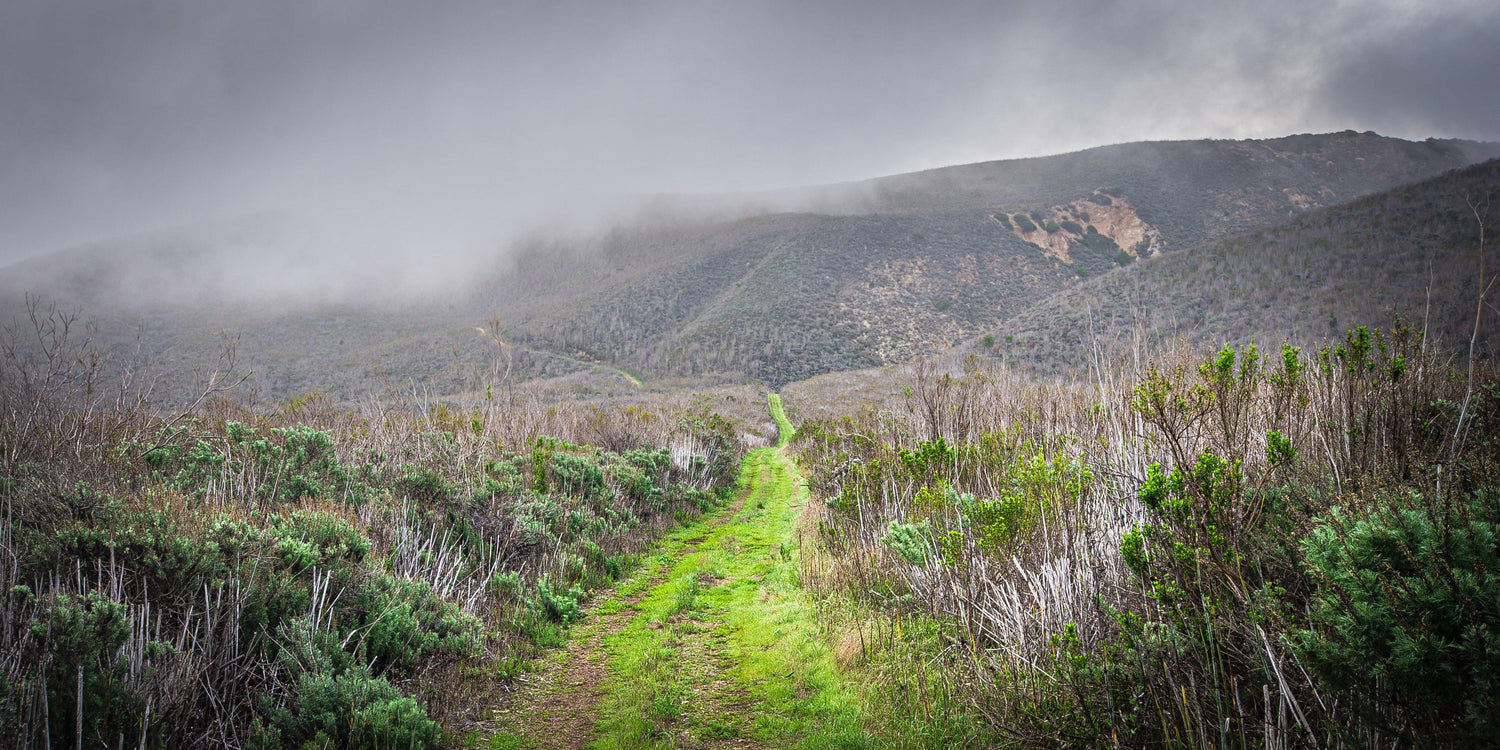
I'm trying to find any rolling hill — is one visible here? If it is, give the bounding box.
[979,157,1500,374]
[491,131,1500,385]
[3,130,1496,399]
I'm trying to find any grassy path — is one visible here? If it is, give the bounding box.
[483,395,872,749]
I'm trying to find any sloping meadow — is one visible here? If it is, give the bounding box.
[790,324,1500,747]
[0,306,749,748]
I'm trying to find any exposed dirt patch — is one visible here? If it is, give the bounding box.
[999,190,1163,263]
[492,613,627,749]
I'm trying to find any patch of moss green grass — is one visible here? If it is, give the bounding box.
[589,395,870,748]
[484,395,973,749]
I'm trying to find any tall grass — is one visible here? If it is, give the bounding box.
[792,323,1499,746]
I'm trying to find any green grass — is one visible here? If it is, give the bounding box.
[769,392,794,447]
[589,439,871,748]
[482,395,983,749]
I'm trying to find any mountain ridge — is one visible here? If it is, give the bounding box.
[3,131,1497,398]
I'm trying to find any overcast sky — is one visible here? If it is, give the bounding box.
[2,0,1498,269]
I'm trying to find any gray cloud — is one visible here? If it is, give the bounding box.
[1,0,1496,293]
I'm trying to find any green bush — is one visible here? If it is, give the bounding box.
[397,464,453,503]
[1299,490,1500,741]
[883,521,931,565]
[356,574,484,670]
[52,506,229,597]
[536,579,584,624]
[270,510,371,571]
[259,426,352,502]
[551,452,608,499]
[274,665,440,749]
[32,591,137,748]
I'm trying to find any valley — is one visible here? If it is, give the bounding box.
[9,5,1500,747]
[4,132,1500,749]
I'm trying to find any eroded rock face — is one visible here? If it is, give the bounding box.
[996,190,1163,264]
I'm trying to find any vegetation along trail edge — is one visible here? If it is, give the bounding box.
[484,394,876,749]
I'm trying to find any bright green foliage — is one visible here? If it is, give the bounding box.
[883,520,932,565]
[898,438,955,480]
[1266,429,1296,466]
[535,579,584,624]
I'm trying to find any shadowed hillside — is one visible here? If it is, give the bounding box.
[495,132,1499,386]
[978,157,1500,374]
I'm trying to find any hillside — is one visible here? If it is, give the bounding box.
[981,157,1500,373]
[495,132,1499,386]
[3,131,1496,399]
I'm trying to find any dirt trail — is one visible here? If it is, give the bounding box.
[489,486,752,749]
[483,395,868,750]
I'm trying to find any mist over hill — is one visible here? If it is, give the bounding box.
[488,131,1497,386]
[2,131,1496,399]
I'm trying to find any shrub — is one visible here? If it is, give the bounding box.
[51,506,229,598]
[274,665,440,749]
[536,579,584,624]
[32,591,137,747]
[550,452,608,499]
[883,521,931,565]
[356,574,484,670]
[1079,226,1122,257]
[259,426,351,502]
[270,510,372,571]
[1299,490,1500,741]
[397,464,453,503]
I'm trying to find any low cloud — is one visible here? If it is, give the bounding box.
[0,0,1495,303]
